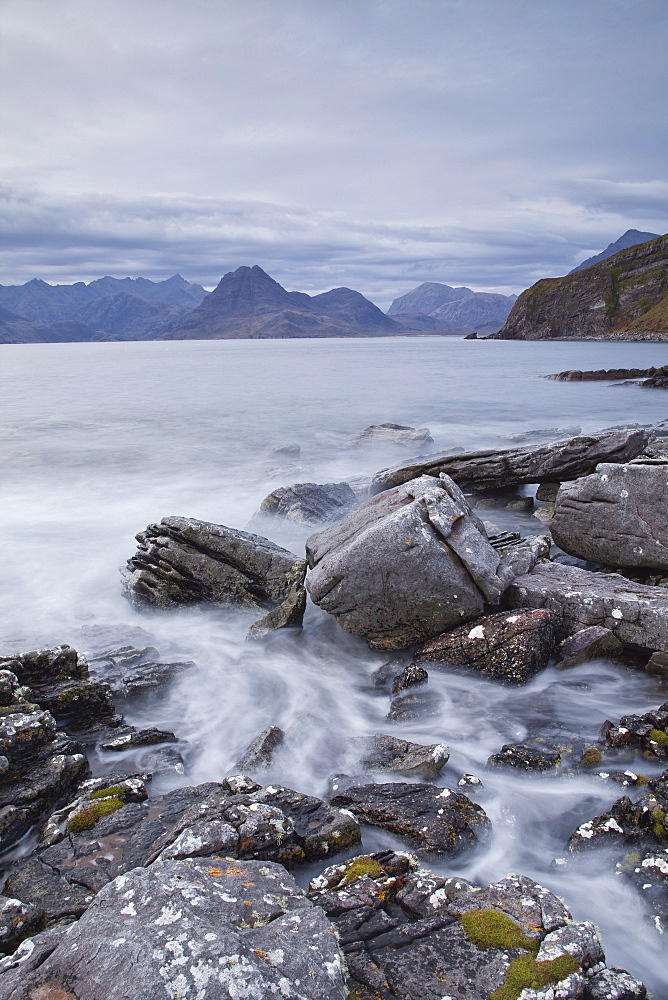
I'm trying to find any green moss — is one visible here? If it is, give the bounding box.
[67,797,124,832]
[89,785,126,800]
[460,909,539,955]
[648,728,668,747]
[490,953,580,1000]
[651,806,667,842]
[340,857,385,885]
[580,747,603,767]
[619,851,643,873]
[639,296,653,313]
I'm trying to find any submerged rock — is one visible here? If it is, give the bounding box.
[0,858,346,1000]
[251,481,357,527]
[370,427,649,492]
[601,701,668,759]
[330,782,491,856]
[122,515,307,635]
[306,474,514,649]
[347,422,433,448]
[234,724,285,771]
[551,461,668,569]
[487,743,562,772]
[349,733,449,780]
[412,607,555,684]
[503,561,668,651]
[567,769,668,854]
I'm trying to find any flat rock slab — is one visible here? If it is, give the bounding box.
[347,423,433,448]
[551,461,668,569]
[371,428,649,492]
[330,782,491,856]
[122,516,307,634]
[413,607,555,684]
[503,561,668,652]
[252,481,357,527]
[0,859,346,1000]
[306,475,514,649]
[349,733,449,780]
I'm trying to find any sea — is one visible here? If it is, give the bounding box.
[1,336,667,989]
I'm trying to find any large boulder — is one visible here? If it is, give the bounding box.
[412,607,555,684]
[503,561,668,651]
[0,858,346,1000]
[370,427,649,492]
[306,475,515,649]
[122,516,307,634]
[551,460,668,569]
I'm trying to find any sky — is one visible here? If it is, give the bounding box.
[1,0,667,308]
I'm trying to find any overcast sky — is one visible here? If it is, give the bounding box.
[1,0,666,307]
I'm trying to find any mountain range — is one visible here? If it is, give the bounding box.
[568,229,660,274]
[387,282,516,334]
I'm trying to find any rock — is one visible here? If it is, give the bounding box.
[502,561,668,651]
[99,727,178,751]
[387,687,442,721]
[536,481,561,500]
[245,583,307,639]
[487,743,562,771]
[504,495,534,511]
[349,733,449,779]
[306,475,515,649]
[271,441,301,456]
[567,770,668,854]
[534,501,555,522]
[122,515,307,635]
[251,481,357,527]
[601,701,668,759]
[447,873,571,934]
[646,650,668,675]
[370,427,649,492]
[234,725,285,771]
[510,425,581,443]
[412,608,555,684]
[549,366,666,381]
[4,780,361,924]
[458,773,483,788]
[551,461,668,569]
[556,626,625,667]
[619,847,668,936]
[0,896,44,955]
[0,858,347,1000]
[330,782,491,856]
[347,423,433,448]
[391,663,428,692]
[586,967,648,999]
[86,644,196,694]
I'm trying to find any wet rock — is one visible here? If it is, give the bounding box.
[4,779,360,925]
[122,516,307,636]
[330,782,491,856]
[551,461,668,569]
[619,847,668,936]
[99,727,178,751]
[487,743,562,771]
[387,687,442,721]
[234,724,285,771]
[391,663,428,693]
[646,650,668,676]
[252,481,357,527]
[536,481,561,501]
[371,427,649,492]
[369,659,406,692]
[567,771,668,854]
[503,561,668,651]
[0,896,44,955]
[349,733,449,780]
[511,425,582,443]
[556,625,624,667]
[271,441,301,456]
[245,582,307,639]
[601,701,668,759]
[0,858,347,1000]
[306,475,514,650]
[549,366,666,382]
[458,773,483,789]
[86,644,197,695]
[347,422,433,448]
[412,608,555,684]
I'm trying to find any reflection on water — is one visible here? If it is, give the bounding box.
[1,337,667,988]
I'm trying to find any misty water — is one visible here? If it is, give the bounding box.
[1,336,667,990]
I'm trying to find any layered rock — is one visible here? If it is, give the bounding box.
[306,475,514,649]
[251,481,356,528]
[551,461,668,569]
[122,515,307,634]
[371,427,649,492]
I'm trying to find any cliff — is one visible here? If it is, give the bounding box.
[493,234,668,341]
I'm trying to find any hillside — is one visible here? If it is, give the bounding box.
[492,234,668,341]
[160,265,408,340]
[0,305,103,345]
[387,281,516,332]
[568,229,660,274]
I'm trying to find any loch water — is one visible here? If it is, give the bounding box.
[1,336,667,990]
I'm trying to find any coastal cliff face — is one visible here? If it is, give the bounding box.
[493,234,668,341]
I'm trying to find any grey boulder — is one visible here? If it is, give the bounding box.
[306,475,515,649]
[0,858,346,1000]
[347,422,433,448]
[251,481,357,527]
[551,460,668,569]
[349,733,449,779]
[122,516,307,634]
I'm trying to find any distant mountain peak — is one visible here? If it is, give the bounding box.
[387,280,515,332]
[569,230,661,274]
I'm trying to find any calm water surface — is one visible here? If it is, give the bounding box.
[1,337,667,989]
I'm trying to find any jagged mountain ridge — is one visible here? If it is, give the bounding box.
[387,281,516,332]
[568,229,661,274]
[0,304,103,345]
[493,233,668,341]
[160,265,409,340]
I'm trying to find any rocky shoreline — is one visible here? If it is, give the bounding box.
[2,422,667,997]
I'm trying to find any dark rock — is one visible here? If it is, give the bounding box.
[646,650,668,676]
[122,516,307,637]
[306,475,514,649]
[245,583,307,639]
[536,481,561,501]
[601,701,668,759]
[549,366,665,381]
[387,687,442,721]
[86,644,196,694]
[391,663,428,692]
[234,724,285,771]
[4,780,360,925]
[619,847,668,936]
[0,858,346,1000]
[330,782,491,856]
[552,461,668,569]
[369,659,406,692]
[503,561,668,651]
[99,727,178,751]
[349,733,449,780]
[510,425,581,443]
[487,743,562,771]
[0,896,44,955]
[504,496,534,511]
[371,427,649,492]
[556,626,625,667]
[567,771,668,854]
[252,481,357,527]
[347,423,433,449]
[413,608,555,684]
